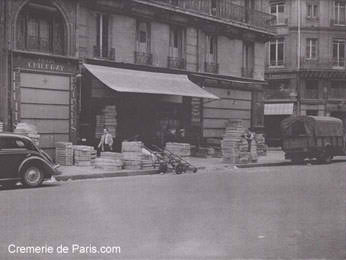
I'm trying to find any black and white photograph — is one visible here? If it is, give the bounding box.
[0,0,345,259]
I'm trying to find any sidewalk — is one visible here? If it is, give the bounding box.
[55,150,288,181]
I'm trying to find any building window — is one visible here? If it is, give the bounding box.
[242,42,254,77]
[270,2,286,25]
[335,1,346,25]
[269,39,284,67]
[96,13,109,58]
[205,35,218,73]
[305,80,319,99]
[307,2,319,18]
[168,26,185,69]
[16,1,66,55]
[135,21,152,65]
[333,39,345,67]
[306,39,318,59]
[330,81,346,98]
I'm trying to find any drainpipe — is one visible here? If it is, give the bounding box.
[297,0,301,115]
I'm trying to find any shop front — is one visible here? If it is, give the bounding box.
[264,103,294,147]
[79,64,218,151]
[11,52,79,157]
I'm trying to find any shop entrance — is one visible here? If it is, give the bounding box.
[116,94,187,148]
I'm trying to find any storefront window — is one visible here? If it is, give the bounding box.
[16,1,66,55]
[305,80,319,99]
[330,81,346,98]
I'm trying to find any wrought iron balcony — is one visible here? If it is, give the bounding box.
[93,46,115,60]
[241,67,254,78]
[146,0,275,33]
[168,56,186,69]
[204,62,219,73]
[135,52,153,65]
[300,57,345,70]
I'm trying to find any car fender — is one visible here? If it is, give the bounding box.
[18,156,55,176]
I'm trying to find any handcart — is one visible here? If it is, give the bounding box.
[145,144,198,175]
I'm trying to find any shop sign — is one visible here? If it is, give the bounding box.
[14,54,76,73]
[191,98,201,124]
[27,60,64,72]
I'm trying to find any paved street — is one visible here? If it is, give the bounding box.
[1,162,346,259]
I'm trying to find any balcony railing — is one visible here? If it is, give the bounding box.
[147,0,275,33]
[300,57,345,70]
[204,62,219,73]
[330,18,346,26]
[168,56,186,69]
[241,67,254,77]
[135,52,153,65]
[93,46,115,60]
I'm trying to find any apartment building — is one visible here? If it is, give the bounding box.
[264,0,346,146]
[0,0,274,154]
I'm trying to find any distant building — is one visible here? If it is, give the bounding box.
[264,0,346,146]
[0,0,274,155]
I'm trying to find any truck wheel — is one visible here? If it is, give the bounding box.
[22,165,44,187]
[317,149,333,164]
[291,155,304,164]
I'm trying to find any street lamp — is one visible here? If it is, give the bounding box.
[323,86,328,116]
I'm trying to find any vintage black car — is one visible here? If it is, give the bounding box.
[0,133,60,187]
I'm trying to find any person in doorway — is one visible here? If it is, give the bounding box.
[98,128,114,153]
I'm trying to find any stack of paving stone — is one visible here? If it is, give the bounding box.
[122,141,144,170]
[95,152,123,170]
[95,115,105,139]
[165,142,191,157]
[14,122,40,146]
[221,120,245,164]
[73,145,95,167]
[141,148,155,170]
[55,142,73,166]
[0,121,4,132]
[255,133,267,156]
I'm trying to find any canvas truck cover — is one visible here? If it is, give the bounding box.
[280,116,344,137]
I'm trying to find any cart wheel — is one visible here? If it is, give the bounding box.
[175,164,184,175]
[159,163,168,173]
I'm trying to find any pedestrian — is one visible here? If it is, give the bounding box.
[243,128,254,152]
[98,128,114,155]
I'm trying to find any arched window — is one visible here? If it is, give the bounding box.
[16,0,66,55]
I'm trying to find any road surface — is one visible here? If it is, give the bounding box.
[1,162,345,259]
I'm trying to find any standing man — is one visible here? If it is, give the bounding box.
[98,128,114,153]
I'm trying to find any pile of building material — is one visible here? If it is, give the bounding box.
[0,121,4,132]
[95,105,117,139]
[122,141,145,170]
[14,122,40,146]
[255,133,267,156]
[221,120,245,164]
[94,152,123,170]
[165,142,191,157]
[55,142,73,166]
[221,120,258,164]
[73,145,96,167]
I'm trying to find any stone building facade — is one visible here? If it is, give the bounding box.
[0,0,274,154]
[264,0,346,146]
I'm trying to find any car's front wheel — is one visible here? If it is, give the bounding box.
[22,165,44,187]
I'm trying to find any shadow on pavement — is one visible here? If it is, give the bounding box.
[0,182,61,192]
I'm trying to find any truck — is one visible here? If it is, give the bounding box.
[280,116,345,164]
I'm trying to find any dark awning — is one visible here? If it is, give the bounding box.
[84,64,219,99]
